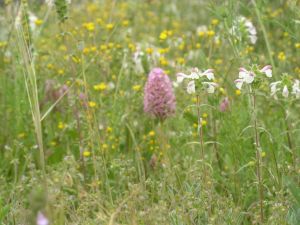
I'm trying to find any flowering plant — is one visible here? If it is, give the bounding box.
[234,65,272,90]
[176,68,217,94]
[230,16,257,45]
[144,68,176,121]
[270,74,300,99]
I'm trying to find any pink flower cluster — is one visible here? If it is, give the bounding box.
[144,68,176,121]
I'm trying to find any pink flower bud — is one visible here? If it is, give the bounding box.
[144,68,176,121]
[220,97,230,112]
[36,212,49,225]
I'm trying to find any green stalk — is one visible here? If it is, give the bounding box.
[252,0,275,71]
[250,87,264,223]
[16,8,47,187]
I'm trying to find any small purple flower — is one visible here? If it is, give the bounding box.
[78,92,88,107]
[144,68,176,121]
[36,212,49,225]
[220,97,230,112]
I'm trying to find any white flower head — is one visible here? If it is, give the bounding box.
[176,68,215,94]
[292,80,300,98]
[176,73,187,83]
[203,82,218,93]
[132,44,147,74]
[15,9,22,29]
[270,81,281,97]
[29,12,38,32]
[235,65,272,90]
[260,65,272,77]
[282,85,289,98]
[197,25,208,33]
[187,80,196,94]
[230,16,257,45]
[201,69,215,80]
[240,68,255,84]
[190,68,201,79]
[270,77,300,100]
[234,79,244,90]
[235,67,254,89]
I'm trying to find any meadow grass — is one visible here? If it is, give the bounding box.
[0,0,299,224]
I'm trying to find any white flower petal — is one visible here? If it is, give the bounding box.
[260,65,272,78]
[238,68,249,79]
[235,79,244,90]
[190,71,199,79]
[244,72,255,84]
[203,82,217,93]
[292,79,300,98]
[270,81,281,96]
[202,69,214,80]
[176,73,188,83]
[249,35,257,44]
[282,85,289,98]
[187,80,196,94]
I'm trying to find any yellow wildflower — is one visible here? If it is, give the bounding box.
[249,161,255,166]
[106,23,114,30]
[88,101,96,107]
[148,130,155,137]
[211,19,219,26]
[93,82,107,91]
[35,19,43,26]
[201,119,207,126]
[0,42,7,48]
[159,57,168,66]
[176,57,185,65]
[215,59,223,65]
[146,47,153,54]
[58,122,66,129]
[18,133,26,139]
[132,85,141,91]
[206,30,215,37]
[106,127,113,133]
[278,52,286,61]
[58,69,65,75]
[219,87,226,95]
[198,31,206,37]
[159,31,168,40]
[100,44,107,51]
[83,151,91,157]
[47,63,54,70]
[122,20,129,26]
[83,22,95,32]
[235,89,241,96]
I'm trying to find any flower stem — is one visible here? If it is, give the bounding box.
[196,95,206,180]
[196,96,204,159]
[283,109,297,172]
[252,0,275,72]
[251,89,264,223]
[212,110,222,171]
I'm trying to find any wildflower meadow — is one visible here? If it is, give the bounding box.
[0,0,300,224]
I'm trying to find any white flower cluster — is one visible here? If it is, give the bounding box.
[233,64,300,100]
[176,68,217,94]
[234,65,272,89]
[270,79,300,99]
[230,16,257,45]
